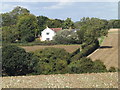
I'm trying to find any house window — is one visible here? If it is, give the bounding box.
[46,32,49,35]
[46,38,50,41]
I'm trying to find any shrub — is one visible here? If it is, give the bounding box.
[68,58,94,74]
[68,58,107,74]
[33,48,70,74]
[108,67,116,72]
[21,34,35,42]
[71,39,99,61]
[93,60,107,73]
[2,45,38,76]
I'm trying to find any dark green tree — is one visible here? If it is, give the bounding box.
[17,14,38,42]
[2,25,19,43]
[68,58,94,73]
[33,48,70,74]
[93,60,107,73]
[2,6,30,26]
[62,18,75,29]
[2,45,38,76]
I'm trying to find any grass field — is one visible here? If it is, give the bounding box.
[2,72,118,88]
[88,29,119,69]
[21,45,80,53]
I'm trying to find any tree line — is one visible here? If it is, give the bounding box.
[2,6,74,43]
[2,45,117,76]
[1,6,120,43]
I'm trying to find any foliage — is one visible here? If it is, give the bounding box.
[62,18,75,29]
[68,57,107,74]
[2,6,30,26]
[17,14,38,42]
[76,17,108,44]
[71,39,99,61]
[2,25,19,43]
[108,67,116,72]
[68,58,94,73]
[108,20,120,28]
[53,29,80,44]
[33,48,70,74]
[2,45,38,76]
[37,16,49,35]
[2,45,109,76]
[93,60,107,73]
[70,48,80,57]
[37,16,64,35]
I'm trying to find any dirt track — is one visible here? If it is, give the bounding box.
[2,72,118,88]
[88,29,119,69]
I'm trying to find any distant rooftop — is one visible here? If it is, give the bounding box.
[50,28,62,32]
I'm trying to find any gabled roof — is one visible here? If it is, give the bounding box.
[50,28,62,32]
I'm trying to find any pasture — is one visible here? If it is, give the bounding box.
[21,45,80,53]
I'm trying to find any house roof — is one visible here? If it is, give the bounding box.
[50,28,62,32]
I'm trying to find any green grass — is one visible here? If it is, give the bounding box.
[98,36,105,45]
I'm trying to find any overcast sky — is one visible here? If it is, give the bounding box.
[1,2,118,22]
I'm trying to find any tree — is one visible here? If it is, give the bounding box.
[37,16,49,35]
[17,14,38,42]
[2,45,38,76]
[62,18,75,29]
[46,19,63,28]
[93,60,107,73]
[68,58,94,73]
[68,58,107,74]
[33,48,70,74]
[53,29,79,44]
[2,25,19,43]
[37,16,64,35]
[2,6,30,27]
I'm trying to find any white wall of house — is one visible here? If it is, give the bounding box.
[41,27,56,41]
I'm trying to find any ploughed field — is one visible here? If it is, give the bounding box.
[21,45,80,53]
[2,72,118,88]
[88,29,119,69]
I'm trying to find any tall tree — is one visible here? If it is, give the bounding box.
[2,6,30,26]
[17,14,38,42]
[2,25,19,43]
[62,18,75,29]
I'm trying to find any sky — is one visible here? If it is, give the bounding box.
[1,2,118,22]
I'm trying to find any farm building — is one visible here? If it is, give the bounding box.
[41,27,62,41]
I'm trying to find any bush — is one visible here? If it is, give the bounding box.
[2,45,38,76]
[71,39,99,61]
[68,58,94,74]
[68,58,107,74]
[21,34,35,42]
[33,48,70,74]
[108,67,116,72]
[93,60,107,73]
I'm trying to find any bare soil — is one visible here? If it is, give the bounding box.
[88,29,119,69]
[2,72,118,88]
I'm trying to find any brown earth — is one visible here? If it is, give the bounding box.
[2,72,118,88]
[88,29,119,69]
[21,45,80,53]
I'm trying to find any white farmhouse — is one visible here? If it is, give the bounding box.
[41,27,62,41]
